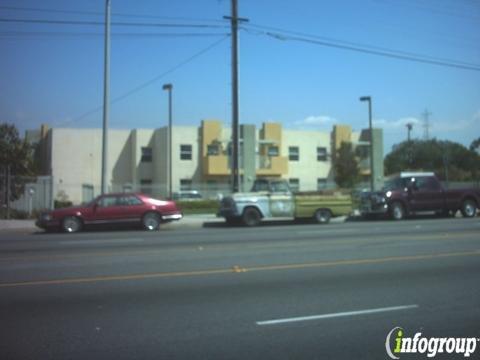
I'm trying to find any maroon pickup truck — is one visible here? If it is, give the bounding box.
[359,172,479,220]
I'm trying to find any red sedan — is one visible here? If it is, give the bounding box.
[36,193,182,233]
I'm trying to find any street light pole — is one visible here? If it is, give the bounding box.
[406,123,413,142]
[359,96,374,192]
[101,0,111,195]
[163,83,173,199]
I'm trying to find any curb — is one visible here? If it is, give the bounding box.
[0,214,349,233]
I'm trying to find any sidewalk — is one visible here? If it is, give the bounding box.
[0,214,222,233]
[0,219,37,231]
[0,214,348,233]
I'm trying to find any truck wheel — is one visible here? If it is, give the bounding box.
[242,208,261,227]
[314,209,331,224]
[390,202,405,220]
[461,199,477,218]
[142,212,161,231]
[62,216,82,233]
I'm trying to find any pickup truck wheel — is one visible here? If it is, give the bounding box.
[390,202,405,220]
[62,216,82,233]
[461,199,477,218]
[242,208,261,227]
[314,209,331,224]
[142,212,161,231]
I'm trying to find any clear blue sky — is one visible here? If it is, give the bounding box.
[1,0,479,153]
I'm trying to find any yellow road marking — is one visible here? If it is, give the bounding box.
[0,249,479,288]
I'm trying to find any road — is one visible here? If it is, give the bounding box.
[0,217,479,359]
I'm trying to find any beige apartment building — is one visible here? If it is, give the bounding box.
[32,120,383,204]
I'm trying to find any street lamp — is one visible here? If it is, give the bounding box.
[163,83,173,199]
[406,122,413,142]
[359,96,374,192]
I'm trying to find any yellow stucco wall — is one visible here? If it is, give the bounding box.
[201,120,229,176]
[333,125,352,150]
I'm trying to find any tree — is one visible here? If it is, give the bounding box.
[470,137,480,153]
[384,139,480,181]
[0,123,34,205]
[334,142,359,188]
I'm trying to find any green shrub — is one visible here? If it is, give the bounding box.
[54,200,73,209]
[176,200,219,214]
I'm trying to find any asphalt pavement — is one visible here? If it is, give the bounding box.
[0,217,479,359]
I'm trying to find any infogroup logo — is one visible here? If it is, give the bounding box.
[385,327,479,359]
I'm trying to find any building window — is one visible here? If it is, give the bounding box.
[317,178,327,190]
[82,184,94,203]
[317,147,328,161]
[207,144,219,156]
[140,179,152,194]
[289,178,300,192]
[180,179,192,191]
[141,147,152,162]
[268,146,279,157]
[180,144,192,160]
[289,146,299,161]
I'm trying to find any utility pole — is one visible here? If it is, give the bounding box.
[422,109,432,141]
[406,123,413,142]
[224,0,248,193]
[101,0,111,195]
[5,165,10,219]
[162,83,173,199]
[406,123,413,167]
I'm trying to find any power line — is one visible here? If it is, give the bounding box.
[0,5,226,23]
[373,0,480,22]
[0,18,228,29]
[244,23,480,72]
[245,23,480,69]
[55,35,230,127]
[0,31,229,39]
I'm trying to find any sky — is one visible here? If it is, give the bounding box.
[1,0,479,153]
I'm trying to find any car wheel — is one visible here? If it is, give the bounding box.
[314,209,331,224]
[390,202,405,220]
[62,216,82,233]
[461,199,477,218]
[242,208,261,227]
[143,212,161,231]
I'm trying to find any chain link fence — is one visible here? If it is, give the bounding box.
[1,174,478,219]
[1,175,53,217]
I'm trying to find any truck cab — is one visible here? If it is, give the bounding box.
[251,178,295,217]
